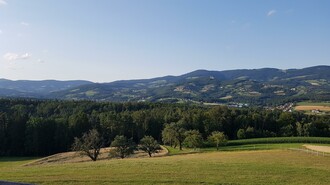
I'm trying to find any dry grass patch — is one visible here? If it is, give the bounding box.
[304,145,330,153]
[26,146,168,166]
[295,105,330,112]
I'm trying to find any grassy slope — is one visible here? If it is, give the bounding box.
[227,137,330,146]
[165,143,330,155]
[1,147,330,185]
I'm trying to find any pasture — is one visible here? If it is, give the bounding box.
[295,105,330,112]
[295,101,330,111]
[295,101,330,115]
[1,144,330,185]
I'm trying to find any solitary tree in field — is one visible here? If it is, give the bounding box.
[72,129,103,161]
[208,131,227,150]
[183,130,203,149]
[139,136,161,157]
[110,135,136,159]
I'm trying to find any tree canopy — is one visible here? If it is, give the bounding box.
[110,135,136,159]
[0,99,329,156]
[139,136,161,157]
[208,131,227,150]
[183,130,203,149]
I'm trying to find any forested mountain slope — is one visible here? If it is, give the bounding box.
[1,66,329,105]
[51,66,330,105]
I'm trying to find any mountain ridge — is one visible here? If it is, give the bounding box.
[1,65,329,105]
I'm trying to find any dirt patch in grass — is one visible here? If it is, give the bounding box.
[303,145,330,153]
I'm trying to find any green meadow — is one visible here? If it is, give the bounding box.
[1,144,329,185]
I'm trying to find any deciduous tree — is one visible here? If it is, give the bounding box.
[110,135,136,159]
[162,122,185,150]
[183,130,203,149]
[139,136,161,157]
[72,129,103,161]
[208,131,227,150]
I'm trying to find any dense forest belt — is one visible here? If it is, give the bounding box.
[227,137,330,146]
[0,99,329,156]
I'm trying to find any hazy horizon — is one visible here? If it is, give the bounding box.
[1,65,329,83]
[1,0,329,82]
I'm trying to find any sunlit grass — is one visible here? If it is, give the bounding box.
[1,146,329,185]
[165,143,307,155]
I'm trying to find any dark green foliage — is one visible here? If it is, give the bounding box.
[25,117,57,156]
[183,130,203,149]
[227,137,330,146]
[237,129,246,139]
[69,112,91,138]
[139,136,161,157]
[110,135,136,159]
[0,98,329,156]
[0,112,8,155]
[208,131,227,150]
[72,129,103,161]
[162,122,186,150]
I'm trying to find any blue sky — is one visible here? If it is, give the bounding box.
[0,0,329,82]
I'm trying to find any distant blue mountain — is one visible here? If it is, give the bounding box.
[0,79,93,98]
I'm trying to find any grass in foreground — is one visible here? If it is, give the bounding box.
[1,148,329,185]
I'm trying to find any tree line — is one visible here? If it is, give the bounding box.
[0,98,329,156]
[72,129,161,161]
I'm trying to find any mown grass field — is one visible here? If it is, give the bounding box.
[295,101,330,113]
[1,144,330,185]
[295,105,330,112]
[165,143,307,155]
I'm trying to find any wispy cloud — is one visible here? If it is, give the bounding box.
[0,0,7,6]
[20,53,31,59]
[0,29,2,34]
[21,22,30,26]
[267,10,277,17]
[37,59,45,63]
[3,52,32,61]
